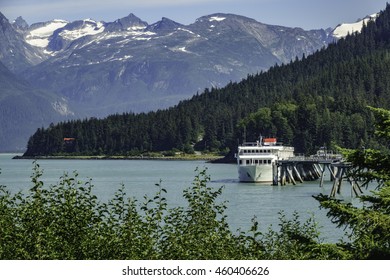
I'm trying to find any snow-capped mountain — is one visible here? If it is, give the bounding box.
[13,13,334,116]
[331,14,379,39]
[26,19,68,49]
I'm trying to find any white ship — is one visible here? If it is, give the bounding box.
[236,137,294,183]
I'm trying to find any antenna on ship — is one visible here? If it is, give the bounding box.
[258,134,263,146]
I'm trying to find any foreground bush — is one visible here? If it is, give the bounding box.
[1,164,344,260]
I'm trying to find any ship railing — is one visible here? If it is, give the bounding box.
[281,154,343,163]
[241,142,261,147]
[240,141,285,147]
[238,150,279,156]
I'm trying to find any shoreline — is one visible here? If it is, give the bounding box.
[12,154,230,163]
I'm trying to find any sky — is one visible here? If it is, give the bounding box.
[0,0,388,30]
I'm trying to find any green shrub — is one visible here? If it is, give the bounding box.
[0,165,356,260]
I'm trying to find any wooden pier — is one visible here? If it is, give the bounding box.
[274,156,363,197]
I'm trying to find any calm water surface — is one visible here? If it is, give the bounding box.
[0,153,353,242]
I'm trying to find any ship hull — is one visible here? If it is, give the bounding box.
[238,164,274,183]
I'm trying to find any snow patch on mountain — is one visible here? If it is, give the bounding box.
[332,14,378,39]
[127,25,147,31]
[209,16,226,22]
[128,29,156,39]
[94,28,156,43]
[177,27,200,37]
[26,20,68,48]
[58,19,105,41]
[170,46,192,53]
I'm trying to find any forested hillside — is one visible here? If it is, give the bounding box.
[23,4,390,158]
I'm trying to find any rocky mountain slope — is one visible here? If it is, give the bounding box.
[0,60,70,151]
[17,13,333,115]
[0,13,45,72]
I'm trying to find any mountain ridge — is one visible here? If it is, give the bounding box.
[0,10,380,151]
[17,12,334,117]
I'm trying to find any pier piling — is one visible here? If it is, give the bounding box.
[274,157,356,197]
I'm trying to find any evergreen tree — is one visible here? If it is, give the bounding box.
[315,107,390,259]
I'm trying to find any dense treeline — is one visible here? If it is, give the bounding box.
[24,4,390,157]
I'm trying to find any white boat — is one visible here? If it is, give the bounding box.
[236,137,294,183]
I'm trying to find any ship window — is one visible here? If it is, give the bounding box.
[246,160,250,164]
[239,160,242,165]
[268,160,271,164]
